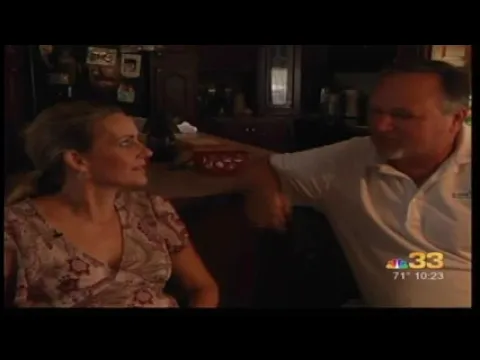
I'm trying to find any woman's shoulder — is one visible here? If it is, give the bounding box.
[5,198,36,224]
[4,198,39,247]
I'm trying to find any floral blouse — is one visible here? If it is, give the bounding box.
[4,191,189,308]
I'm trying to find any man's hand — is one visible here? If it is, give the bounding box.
[245,189,291,231]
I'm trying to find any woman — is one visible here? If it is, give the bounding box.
[4,101,219,307]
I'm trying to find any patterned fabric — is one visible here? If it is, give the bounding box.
[4,191,189,308]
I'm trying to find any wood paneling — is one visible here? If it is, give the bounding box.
[5,45,31,174]
[152,47,198,125]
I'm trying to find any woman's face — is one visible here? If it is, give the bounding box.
[84,112,153,188]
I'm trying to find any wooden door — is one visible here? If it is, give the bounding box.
[152,46,198,125]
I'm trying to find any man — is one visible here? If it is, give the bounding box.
[241,60,471,308]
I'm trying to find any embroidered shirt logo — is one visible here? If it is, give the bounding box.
[452,190,471,199]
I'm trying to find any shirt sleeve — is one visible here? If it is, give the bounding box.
[269,139,357,207]
[4,210,28,307]
[149,194,190,254]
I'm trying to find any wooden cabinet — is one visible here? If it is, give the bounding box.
[210,117,294,152]
[5,45,32,174]
[257,45,302,116]
[328,45,398,72]
[327,45,447,72]
[396,45,429,63]
[396,45,472,69]
[151,46,198,125]
[429,45,471,68]
[198,45,258,73]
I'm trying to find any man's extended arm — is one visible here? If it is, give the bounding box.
[237,140,355,229]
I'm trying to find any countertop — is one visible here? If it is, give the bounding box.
[147,133,274,199]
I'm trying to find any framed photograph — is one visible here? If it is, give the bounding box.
[86,47,117,66]
[120,53,142,78]
[117,83,135,103]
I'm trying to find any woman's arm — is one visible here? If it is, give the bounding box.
[148,193,219,308]
[171,243,219,308]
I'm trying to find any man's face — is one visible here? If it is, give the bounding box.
[369,73,464,161]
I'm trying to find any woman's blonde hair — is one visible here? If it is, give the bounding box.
[7,101,123,205]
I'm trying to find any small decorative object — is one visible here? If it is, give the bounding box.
[86,46,117,66]
[120,53,142,78]
[193,150,249,176]
[117,83,135,103]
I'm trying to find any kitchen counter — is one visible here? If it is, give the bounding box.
[145,133,273,200]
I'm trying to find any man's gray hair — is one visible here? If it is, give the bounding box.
[380,59,471,113]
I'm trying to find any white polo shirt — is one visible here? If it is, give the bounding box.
[270,124,471,308]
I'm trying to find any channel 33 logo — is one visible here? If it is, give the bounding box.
[409,252,444,269]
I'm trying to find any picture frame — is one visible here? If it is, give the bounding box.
[117,83,135,103]
[120,53,142,78]
[86,47,117,67]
